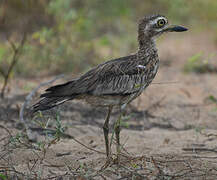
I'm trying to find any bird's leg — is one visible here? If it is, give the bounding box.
[103,106,113,158]
[115,113,121,157]
[114,104,125,163]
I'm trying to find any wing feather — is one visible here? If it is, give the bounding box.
[84,55,150,95]
[43,54,151,97]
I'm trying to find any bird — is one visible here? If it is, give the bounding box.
[32,14,187,160]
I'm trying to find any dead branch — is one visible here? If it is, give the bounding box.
[0,32,27,98]
[19,74,64,141]
[152,81,179,85]
[0,124,12,137]
[182,147,217,153]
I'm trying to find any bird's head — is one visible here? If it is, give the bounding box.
[138,14,188,44]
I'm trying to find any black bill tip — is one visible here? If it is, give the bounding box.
[170,25,188,32]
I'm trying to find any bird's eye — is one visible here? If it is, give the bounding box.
[157,19,166,27]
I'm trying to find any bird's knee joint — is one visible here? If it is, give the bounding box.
[115,125,121,133]
[103,125,109,133]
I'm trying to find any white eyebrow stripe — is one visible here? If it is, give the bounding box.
[137,65,146,69]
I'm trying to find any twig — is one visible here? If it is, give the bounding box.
[70,136,105,155]
[0,33,27,98]
[118,164,147,178]
[151,156,164,177]
[0,124,12,137]
[182,147,217,153]
[19,74,64,141]
[152,81,179,85]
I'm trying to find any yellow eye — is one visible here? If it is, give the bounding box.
[157,19,166,27]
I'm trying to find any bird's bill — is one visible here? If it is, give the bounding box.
[164,25,188,32]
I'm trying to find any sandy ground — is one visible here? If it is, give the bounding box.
[0,32,217,179]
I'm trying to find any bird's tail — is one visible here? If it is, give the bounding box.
[31,81,76,113]
[31,96,72,113]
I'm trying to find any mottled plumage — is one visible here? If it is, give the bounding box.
[32,14,187,159]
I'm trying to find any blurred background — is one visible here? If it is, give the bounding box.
[0,0,216,79]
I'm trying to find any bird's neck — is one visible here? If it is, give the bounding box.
[137,38,158,61]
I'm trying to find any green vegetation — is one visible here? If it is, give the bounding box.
[208,95,217,105]
[207,95,217,110]
[184,52,217,73]
[0,173,7,180]
[0,0,217,77]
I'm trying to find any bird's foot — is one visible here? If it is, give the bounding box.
[100,153,123,171]
[113,154,120,165]
[100,155,113,170]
